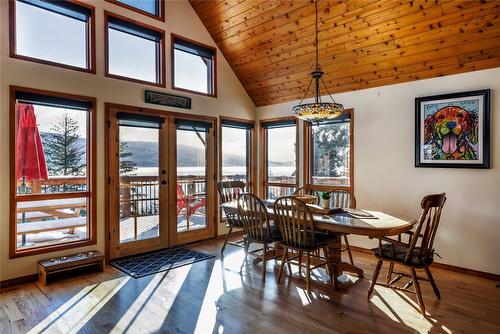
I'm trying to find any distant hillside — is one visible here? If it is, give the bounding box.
[40,133,246,167]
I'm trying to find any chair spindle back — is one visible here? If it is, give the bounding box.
[217,181,245,204]
[237,193,271,241]
[328,189,356,209]
[406,193,446,263]
[273,196,315,248]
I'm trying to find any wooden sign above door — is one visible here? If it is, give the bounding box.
[145,90,191,109]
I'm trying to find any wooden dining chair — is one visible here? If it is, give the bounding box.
[367,193,447,315]
[328,189,356,265]
[273,196,336,293]
[217,180,245,256]
[293,186,320,205]
[238,193,282,282]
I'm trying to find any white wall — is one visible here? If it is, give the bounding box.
[257,67,500,275]
[0,0,254,281]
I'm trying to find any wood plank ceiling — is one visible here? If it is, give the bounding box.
[190,0,500,107]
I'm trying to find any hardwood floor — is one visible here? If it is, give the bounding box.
[1,237,499,334]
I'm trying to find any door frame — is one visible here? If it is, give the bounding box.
[105,103,218,261]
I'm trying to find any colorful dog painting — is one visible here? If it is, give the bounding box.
[423,105,478,160]
[415,89,490,168]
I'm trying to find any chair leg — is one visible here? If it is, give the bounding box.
[243,239,250,261]
[343,234,354,265]
[386,262,395,284]
[323,246,333,285]
[368,260,383,299]
[411,268,426,315]
[306,251,311,293]
[424,266,440,299]
[277,247,288,284]
[220,227,233,256]
[262,244,267,283]
[298,250,303,277]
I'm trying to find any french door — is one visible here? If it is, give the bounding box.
[107,105,216,259]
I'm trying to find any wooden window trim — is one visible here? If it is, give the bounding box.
[105,0,165,22]
[9,86,97,259]
[171,33,217,98]
[104,11,166,88]
[303,109,355,193]
[9,0,96,74]
[219,116,256,193]
[259,116,299,198]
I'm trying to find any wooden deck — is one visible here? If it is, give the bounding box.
[1,237,499,333]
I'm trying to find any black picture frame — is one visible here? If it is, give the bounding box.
[415,89,490,168]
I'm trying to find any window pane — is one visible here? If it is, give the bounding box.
[16,197,88,250]
[108,24,158,83]
[119,125,160,243]
[15,0,88,68]
[174,49,210,94]
[15,102,88,196]
[266,186,295,200]
[311,122,350,187]
[118,0,159,16]
[267,126,296,184]
[222,126,248,184]
[177,129,208,233]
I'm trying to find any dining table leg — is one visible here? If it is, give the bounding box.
[327,233,364,289]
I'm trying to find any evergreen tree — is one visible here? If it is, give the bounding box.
[312,123,349,177]
[119,141,137,174]
[44,113,85,177]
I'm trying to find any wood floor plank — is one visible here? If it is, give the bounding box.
[1,238,499,334]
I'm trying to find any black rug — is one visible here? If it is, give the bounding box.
[111,247,215,278]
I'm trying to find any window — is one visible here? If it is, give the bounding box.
[220,117,254,190]
[11,87,96,257]
[305,110,353,189]
[261,118,297,199]
[10,0,95,72]
[106,0,164,21]
[172,35,217,97]
[105,12,165,86]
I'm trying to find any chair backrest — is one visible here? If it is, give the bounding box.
[273,196,315,248]
[238,193,271,241]
[217,180,245,204]
[406,193,447,263]
[328,189,356,209]
[293,186,320,205]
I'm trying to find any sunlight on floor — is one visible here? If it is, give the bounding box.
[27,276,130,334]
[370,286,449,334]
[111,265,192,333]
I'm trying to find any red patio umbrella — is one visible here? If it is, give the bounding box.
[17,103,48,183]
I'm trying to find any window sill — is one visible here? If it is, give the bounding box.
[10,238,97,259]
[105,73,166,88]
[172,85,217,98]
[10,54,96,74]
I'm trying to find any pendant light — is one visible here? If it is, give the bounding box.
[292,0,344,123]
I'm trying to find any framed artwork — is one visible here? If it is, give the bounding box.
[415,89,490,168]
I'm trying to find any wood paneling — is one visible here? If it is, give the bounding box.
[190,0,500,107]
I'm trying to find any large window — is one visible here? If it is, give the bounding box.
[10,0,95,72]
[172,35,217,97]
[105,12,165,86]
[261,118,297,199]
[106,0,164,21]
[305,110,353,189]
[220,117,254,190]
[11,87,96,257]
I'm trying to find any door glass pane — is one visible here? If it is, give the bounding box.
[267,126,296,184]
[176,129,208,233]
[119,125,160,243]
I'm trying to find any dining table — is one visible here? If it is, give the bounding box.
[221,199,417,287]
